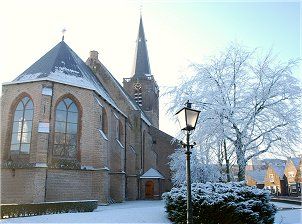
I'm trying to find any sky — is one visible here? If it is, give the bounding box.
[0,0,300,136]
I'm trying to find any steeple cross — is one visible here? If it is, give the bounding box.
[62,28,67,41]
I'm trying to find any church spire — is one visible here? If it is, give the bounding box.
[132,15,151,78]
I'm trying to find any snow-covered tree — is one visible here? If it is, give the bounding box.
[169,147,223,186]
[167,44,302,181]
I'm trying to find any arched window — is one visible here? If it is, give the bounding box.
[10,96,34,154]
[101,108,108,135]
[54,98,79,159]
[118,120,123,143]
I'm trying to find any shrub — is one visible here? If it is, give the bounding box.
[1,200,98,219]
[162,182,276,224]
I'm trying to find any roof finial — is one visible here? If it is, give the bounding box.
[139,3,143,17]
[61,28,66,41]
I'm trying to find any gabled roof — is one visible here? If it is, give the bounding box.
[5,41,124,116]
[246,170,266,184]
[132,15,151,78]
[270,164,285,180]
[262,158,286,166]
[140,168,164,179]
[91,58,152,126]
[290,158,301,168]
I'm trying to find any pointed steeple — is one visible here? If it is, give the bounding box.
[132,15,151,78]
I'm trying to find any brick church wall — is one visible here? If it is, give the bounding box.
[1,168,46,203]
[1,80,126,204]
[150,126,178,192]
[45,169,108,202]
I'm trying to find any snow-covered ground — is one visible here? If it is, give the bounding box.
[273,202,302,224]
[0,200,300,224]
[0,200,171,224]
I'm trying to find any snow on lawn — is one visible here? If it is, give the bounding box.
[1,200,300,224]
[273,202,302,224]
[0,200,171,224]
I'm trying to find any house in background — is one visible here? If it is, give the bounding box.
[246,156,301,197]
[284,157,302,196]
[264,164,287,195]
[246,170,266,189]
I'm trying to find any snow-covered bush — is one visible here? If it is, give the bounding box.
[162,182,276,224]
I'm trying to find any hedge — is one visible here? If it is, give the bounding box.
[1,200,98,219]
[163,182,277,224]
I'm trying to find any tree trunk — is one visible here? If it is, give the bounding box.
[223,140,231,182]
[235,140,246,181]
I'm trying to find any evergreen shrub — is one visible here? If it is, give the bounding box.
[162,182,276,224]
[1,200,98,219]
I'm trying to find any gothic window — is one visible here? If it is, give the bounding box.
[118,120,123,143]
[101,108,108,135]
[54,97,79,159]
[10,96,34,154]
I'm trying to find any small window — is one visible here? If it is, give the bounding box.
[101,108,108,134]
[118,120,123,143]
[288,171,295,178]
[10,96,34,154]
[269,174,274,182]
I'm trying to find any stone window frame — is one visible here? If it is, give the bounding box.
[52,94,82,162]
[8,93,34,157]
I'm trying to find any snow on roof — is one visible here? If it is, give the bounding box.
[97,60,152,126]
[270,164,285,179]
[246,170,266,183]
[140,168,165,179]
[262,158,286,166]
[4,41,126,117]
[290,158,301,168]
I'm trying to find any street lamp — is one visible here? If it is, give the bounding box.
[175,100,200,224]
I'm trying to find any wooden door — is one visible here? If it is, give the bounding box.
[145,181,154,199]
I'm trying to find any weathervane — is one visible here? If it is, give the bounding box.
[140,3,142,16]
[61,28,66,41]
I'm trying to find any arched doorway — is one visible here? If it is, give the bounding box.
[145,181,154,199]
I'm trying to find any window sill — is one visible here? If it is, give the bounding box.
[116,139,124,149]
[99,129,108,141]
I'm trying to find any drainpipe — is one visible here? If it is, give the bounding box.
[124,117,127,200]
[44,82,54,201]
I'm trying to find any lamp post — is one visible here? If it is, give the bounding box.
[175,100,200,224]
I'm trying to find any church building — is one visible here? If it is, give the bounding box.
[0,16,177,204]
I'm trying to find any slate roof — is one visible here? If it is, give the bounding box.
[246,170,266,183]
[92,58,152,126]
[270,164,286,180]
[140,168,165,179]
[290,158,301,168]
[132,15,151,78]
[262,158,286,166]
[6,40,124,116]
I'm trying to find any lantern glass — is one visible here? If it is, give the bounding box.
[176,107,200,131]
[186,108,200,130]
[176,108,187,130]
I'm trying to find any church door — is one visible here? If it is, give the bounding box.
[145,181,154,199]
